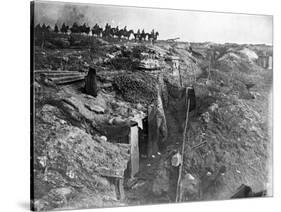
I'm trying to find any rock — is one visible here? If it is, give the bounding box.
[186,173,195,180]
[100,135,107,142]
[171,153,182,167]
[85,104,105,114]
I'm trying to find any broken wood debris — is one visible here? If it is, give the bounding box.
[35,69,86,85]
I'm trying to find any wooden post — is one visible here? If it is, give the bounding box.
[129,125,139,178]
[85,66,97,97]
[115,178,125,200]
[176,88,191,202]
[178,65,183,87]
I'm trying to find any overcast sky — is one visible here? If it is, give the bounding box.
[34,1,273,45]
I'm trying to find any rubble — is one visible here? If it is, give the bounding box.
[35,70,86,85]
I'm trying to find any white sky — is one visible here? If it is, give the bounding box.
[34,1,273,44]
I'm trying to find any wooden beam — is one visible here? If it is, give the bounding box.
[176,88,191,203]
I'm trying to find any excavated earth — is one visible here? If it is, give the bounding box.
[33,33,273,210]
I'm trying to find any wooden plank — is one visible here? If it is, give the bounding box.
[129,126,139,178]
[34,70,82,73]
[51,76,85,84]
[40,72,85,77]
[118,178,125,200]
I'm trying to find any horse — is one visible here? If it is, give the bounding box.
[116,29,124,39]
[102,27,111,38]
[80,23,90,35]
[109,27,118,38]
[149,31,159,44]
[60,23,69,34]
[123,29,134,40]
[140,30,147,41]
[70,22,80,33]
[54,24,59,33]
[133,29,141,41]
[92,24,103,37]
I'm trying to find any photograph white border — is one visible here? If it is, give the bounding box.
[0,0,280,211]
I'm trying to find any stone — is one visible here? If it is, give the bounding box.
[100,136,107,142]
[171,153,182,167]
[85,104,105,114]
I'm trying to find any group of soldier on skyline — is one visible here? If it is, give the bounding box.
[35,22,159,42]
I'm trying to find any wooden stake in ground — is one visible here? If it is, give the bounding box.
[85,66,98,97]
[178,65,183,87]
[176,87,191,202]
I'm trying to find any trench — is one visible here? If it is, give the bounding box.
[123,83,194,204]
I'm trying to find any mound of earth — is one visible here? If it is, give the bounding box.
[113,72,159,104]
[33,103,130,211]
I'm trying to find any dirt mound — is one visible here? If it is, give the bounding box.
[215,50,262,74]
[33,103,130,211]
[239,48,259,61]
[182,92,270,200]
[113,72,159,104]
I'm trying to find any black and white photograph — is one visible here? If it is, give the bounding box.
[30,1,273,211]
